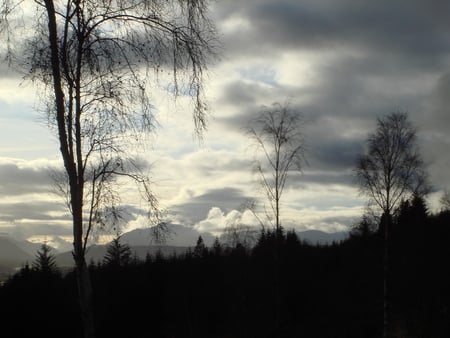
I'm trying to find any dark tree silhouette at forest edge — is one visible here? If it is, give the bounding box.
[355,111,430,338]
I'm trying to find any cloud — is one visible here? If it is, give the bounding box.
[193,207,258,236]
[216,0,450,65]
[171,187,253,225]
[0,221,72,241]
[2,0,450,244]
[421,72,450,134]
[0,158,56,196]
[209,0,450,202]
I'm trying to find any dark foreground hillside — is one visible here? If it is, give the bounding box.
[1,202,449,338]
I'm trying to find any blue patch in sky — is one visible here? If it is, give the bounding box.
[0,100,34,121]
[239,66,278,87]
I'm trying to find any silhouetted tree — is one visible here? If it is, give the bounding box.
[193,235,208,258]
[103,235,132,268]
[285,230,301,250]
[351,214,377,239]
[247,101,306,237]
[212,236,223,256]
[33,243,59,274]
[1,2,217,337]
[223,220,256,250]
[355,111,430,338]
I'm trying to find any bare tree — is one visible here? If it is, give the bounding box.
[247,102,306,236]
[1,1,216,337]
[223,220,256,250]
[355,111,430,338]
[246,102,306,336]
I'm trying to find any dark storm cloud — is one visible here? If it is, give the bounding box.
[414,72,450,189]
[301,114,368,171]
[215,0,450,131]
[0,162,53,196]
[286,169,354,191]
[422,72,450,132]
[213,0,450,192]
[217,0,450,66]
[299,58,423,117]
[217,81,261,108]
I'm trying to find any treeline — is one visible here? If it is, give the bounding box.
[0,196,449,338]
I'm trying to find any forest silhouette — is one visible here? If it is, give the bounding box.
[1,195,449,338]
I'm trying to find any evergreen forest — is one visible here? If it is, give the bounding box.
[1,195,449,338]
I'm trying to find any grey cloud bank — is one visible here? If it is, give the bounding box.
[1,0,450,244]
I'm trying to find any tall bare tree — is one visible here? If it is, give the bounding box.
[1,1,216,337]
[247,102,306,236]
[355,111,429,338]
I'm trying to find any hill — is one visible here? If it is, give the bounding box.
[0,236,34,280]
[54,244,189,267]
[298,230,349,244]
[1,226,349,274]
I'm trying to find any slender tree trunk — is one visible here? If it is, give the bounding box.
[44,1,96,337]
[73,190,96,338]
[75,253,96,338]
[383,212,392,338]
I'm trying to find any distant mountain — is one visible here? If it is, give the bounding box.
[121,223,216,247]
[0,236,34,264]
[54,245,106,268]
[0,235,70,280]
[121,224,348,247]
[0,236,34,280]
[1,225,349,276]
[298,230,349,245]
[14,239,48,257]
[54,244,189,268]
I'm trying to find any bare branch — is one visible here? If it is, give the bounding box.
[355,111,429,218]
[246,101,306,232]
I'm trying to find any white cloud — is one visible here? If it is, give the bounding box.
[194,207,259,236]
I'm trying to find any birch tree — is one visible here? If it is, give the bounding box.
[355,111,429,338]
[247,102,306,236]
[1,1,216,337]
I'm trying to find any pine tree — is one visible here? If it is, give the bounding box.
[103,236,132,268]
[212,237,223,257]
[33,243,58,274]
[193,236,207,258]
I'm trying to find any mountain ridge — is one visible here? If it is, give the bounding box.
[0,227,349,278]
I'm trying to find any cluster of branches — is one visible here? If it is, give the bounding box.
[1,2,217,337]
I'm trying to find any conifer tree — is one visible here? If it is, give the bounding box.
[33,243,58,274]
[212,237,223,256]
[103,236,132,268]
[193,235,207,258]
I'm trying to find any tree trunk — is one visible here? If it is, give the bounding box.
[72,191,96,338]
[75,254,96,338]
[44,1,96,337]
[383,213,392,338]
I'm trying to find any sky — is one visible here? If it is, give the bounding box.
[1,0,450,248]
